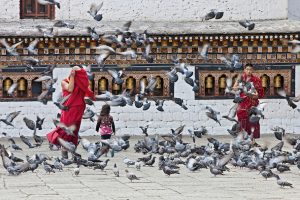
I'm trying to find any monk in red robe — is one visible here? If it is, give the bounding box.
[233,63,264,144]
[47,66,94,158]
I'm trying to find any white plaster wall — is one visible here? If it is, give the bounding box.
[0,98,298,138]
[0,0,20,20]
[0,0,288,22]
[0,66,299,137]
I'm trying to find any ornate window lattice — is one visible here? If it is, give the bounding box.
[20,0,55,19]
[195,64,295,99]
[0,66,52,101]
[0,65,174,101]
[90,65,174,99]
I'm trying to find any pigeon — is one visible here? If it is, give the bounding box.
[219,54,243,72]
[0,39,23,56]
[239,20,255,31]
[142,98,151,111]
[57,138,76,153]
[123,157,135,167]
[24,57,40,71]
[74,165,80,176]
[274,174,293,188]
[23,117,36,130]
[200,44,209,59]
[166,67,178,83]
[87,27,100,40]
[135,161,142,171]
[53,20,74,29]
[113,163,119,177]
[173,98,188,110]
[7,83,18,97]
[0,111,21,127]
[142,43,154,63]
[43,162,55,174]
[187,129,196,143]
[162,165,180,176]
[222,103,238,122]
[139,124,150,136]
[144,157,156,167]
[8,138,22,151]
[36,116,45,130]
[155,99,165,112]
[36,25,54,38]
[56,123,76,136]
[209,165,224,177]
[175,63,193,78]
[134,94,143,108]
[20,135,36,148]
[107,69,124,85]
[205,106,221,126]
[271,126,285,141]
[204,9,224,20]
[26,39,39,55]
[37,0,60,9]
[277,89,297,109]
[125,169,139,182]
[145,76,157,94]
[88,3,103,21]
[94,159,110,170]
[54,93,72,111]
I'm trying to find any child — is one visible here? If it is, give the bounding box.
[96,104,115,139]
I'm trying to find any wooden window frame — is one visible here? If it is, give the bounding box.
[195,64,295,99]
[20,0,55,19]
[89,65,174,100]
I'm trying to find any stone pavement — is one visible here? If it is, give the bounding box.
[0,135,299,200]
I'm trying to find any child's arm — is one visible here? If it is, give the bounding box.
[96,118,101,132]
[111,117,116,134]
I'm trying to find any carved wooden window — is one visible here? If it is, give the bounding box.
[0,66,53,101]
[91,65,174,99]
[195,64,295,99]
[32,77,43,97]
[20,0,55,19]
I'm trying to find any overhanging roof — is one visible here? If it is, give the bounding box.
[0,19,300,36]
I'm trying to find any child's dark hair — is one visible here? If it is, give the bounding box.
[100,104,111,116]
[244,63,254,68]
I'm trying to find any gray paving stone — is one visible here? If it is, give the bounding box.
[0,135,300,200]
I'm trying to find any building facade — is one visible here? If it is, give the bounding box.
[1,0,300,137]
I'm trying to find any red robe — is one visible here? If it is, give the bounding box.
[237,73,264,138]
[47,69,94,146]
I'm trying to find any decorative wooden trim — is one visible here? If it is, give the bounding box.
[0,66,51,101]
[195,64,295,99]
[90,65,174,99]
[0,33,300,66]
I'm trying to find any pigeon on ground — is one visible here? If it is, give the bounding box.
[8,138,22,151]
[113,163,119,177]
[74,165,80,176]
[274,174,293,188]
[125,169,139,182]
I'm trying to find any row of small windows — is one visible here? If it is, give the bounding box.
[1,76,165,98]
[203,74,284,96]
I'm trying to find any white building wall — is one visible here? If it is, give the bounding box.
[0,66,299,137]
[0,0,288,22]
